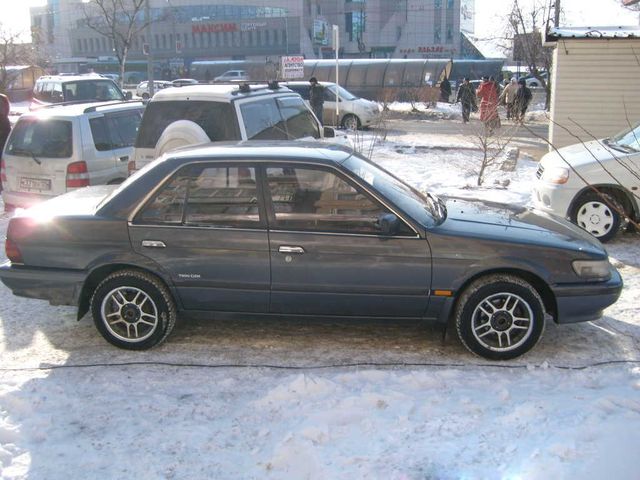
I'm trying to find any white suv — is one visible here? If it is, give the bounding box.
[1,101,144,210]
[532,123,640,242]
[131,82,345,172]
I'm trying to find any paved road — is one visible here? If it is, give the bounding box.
[383,115,550,160]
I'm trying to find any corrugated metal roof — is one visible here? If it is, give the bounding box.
[546,26,640,40]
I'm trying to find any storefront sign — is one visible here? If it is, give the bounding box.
[281,55,305,79]
[192,23,238,34]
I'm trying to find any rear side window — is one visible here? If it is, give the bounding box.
[7,119,73,158]
[135,101,241,148]
[90,110,143,151]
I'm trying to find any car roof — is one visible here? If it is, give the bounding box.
[20,100,145,119]
[164,140,354,166]
[36,74,114,83]
[150,84,296,102]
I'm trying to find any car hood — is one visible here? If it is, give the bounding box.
[541,139,619,169]
[433,197,605,255]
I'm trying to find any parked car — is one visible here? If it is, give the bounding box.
[523,72,548,88]
[533,122,640,242]
[1,101,145,210]
[213,70,249,82]
[171,78,199,87]
[135,80,172,99]
[0,142,622,360]
[31,74,131,108]
[130,82,346,173]
[283,81,382,130]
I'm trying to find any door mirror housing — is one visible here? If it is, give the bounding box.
[376,213,400,236]
[323,126,336,138]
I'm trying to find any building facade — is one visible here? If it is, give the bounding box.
[30,0,476,72]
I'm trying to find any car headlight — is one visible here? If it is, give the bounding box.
[541,166,569,184]
[572,260,611,280]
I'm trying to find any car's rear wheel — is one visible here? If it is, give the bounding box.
[455,274,545,360]
[141,93,150,99]
[90,270,176,350]
[342,114,360,130]
[571,191,622,243]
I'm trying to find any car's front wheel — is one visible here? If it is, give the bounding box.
[455,274,545,360]
[571,191,622,243]
[342,114,360,130]
[141,93,150,100]
[90,270,176,350]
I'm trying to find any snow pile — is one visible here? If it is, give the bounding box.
[1,119,639,479]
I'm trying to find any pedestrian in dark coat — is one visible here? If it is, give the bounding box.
[309,77,325,125]
[439,76,452,103]
[456,78,476,123]
[513,78,533,124]
[0,93,11,193]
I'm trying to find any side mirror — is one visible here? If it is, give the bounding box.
[125,91,133,100]
[323,126,336,138]
[376,213,400,236]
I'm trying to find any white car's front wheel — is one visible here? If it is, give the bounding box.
[571,192,623,243]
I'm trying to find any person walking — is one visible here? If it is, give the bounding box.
[499,78,519,120]
[513,78,533,124]
[439,76,452,103]
[0,93,11,193]
[308,77,325,125]
[455,77,476,123]
[476,75,500,131]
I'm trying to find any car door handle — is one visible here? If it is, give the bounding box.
[278,245,305,254]
[119,155,130,162]
[142,240,166,248]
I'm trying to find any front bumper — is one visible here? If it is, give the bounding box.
[0,261,86,306]
[532,181,581,219]
[553,268,623,323]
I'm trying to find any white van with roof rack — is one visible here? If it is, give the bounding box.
[1,101,144,210]
[130,82,347,173]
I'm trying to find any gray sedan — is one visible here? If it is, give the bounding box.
[0,142,623,360]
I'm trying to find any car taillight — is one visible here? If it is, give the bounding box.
[66,161,89,188]
[5,238,23,263]
[127,160,136,176]
[0,158,6,184]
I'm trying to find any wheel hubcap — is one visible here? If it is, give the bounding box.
[471,293,534,352]
[101,286,159,342]
[577,202,613,237]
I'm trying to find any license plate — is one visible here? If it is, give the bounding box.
[19,177,52,191]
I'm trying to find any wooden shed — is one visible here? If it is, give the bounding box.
[544,26,640,149]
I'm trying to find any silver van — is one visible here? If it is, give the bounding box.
[1,101,144,210]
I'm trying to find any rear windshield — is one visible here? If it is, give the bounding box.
[6,119,73,158]
[135,100,241,148]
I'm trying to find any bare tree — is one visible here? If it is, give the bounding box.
[0,23,38,94]
[507,0,553,110]
[82,0,157,87]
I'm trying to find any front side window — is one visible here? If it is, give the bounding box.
[240,98,288,140]
[277,96,321,139]
[7,119,73,158]
[266,166,390,234]
[90,110,143,151]
[137,164,261,228]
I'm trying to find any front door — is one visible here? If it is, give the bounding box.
[130,162,270,312]
[263,164,431,317]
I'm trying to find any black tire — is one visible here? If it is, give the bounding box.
[455,274,545,360]
[141,93,150,100]
[90,270,176,350]
[342,114,360,130]
[571,191,622,243]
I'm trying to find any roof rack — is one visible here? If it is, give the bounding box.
[228,80,288,96]
[82,99,144,113]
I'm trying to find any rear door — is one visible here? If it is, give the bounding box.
[2,117,75,197]
[129,162,271,312]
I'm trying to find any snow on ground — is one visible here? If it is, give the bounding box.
[1,114,639,479]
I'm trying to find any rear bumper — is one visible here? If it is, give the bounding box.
[0,261,85,306]
[553,269,623,323]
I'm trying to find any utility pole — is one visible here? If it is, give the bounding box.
[145,0,154,96]
[333,25,339,123]
[554,0,561,27]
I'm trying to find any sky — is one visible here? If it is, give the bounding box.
[1,0,638,42]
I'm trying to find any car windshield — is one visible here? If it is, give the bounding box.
[609,123,640,152]
[328,84,357,101]
[343,154,445,227]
